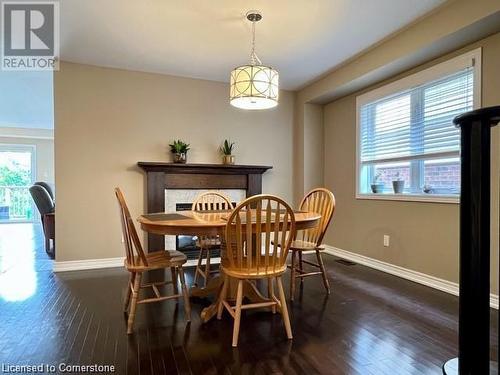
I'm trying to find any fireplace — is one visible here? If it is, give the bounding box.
[137,162,272,252]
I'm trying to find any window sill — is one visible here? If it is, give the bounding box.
[356,193,459,204]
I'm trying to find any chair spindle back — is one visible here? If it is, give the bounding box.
[297,188,335,246]
[192,191,234,246]
[115,187,148,267]
[192,191,233,212]
[224,195,296,276]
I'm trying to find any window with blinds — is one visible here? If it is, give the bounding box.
[356,49,480,202]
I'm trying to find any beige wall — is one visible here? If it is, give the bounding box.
[322,32,500,293]
[293,103,324,203]
[54,62,295,262]
[303,104,324,195]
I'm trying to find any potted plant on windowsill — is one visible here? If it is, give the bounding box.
[371,172,384,193]
[422,184,433,194]
[169,140,190,164]
[220,139,235,165]
[392,172,405,194]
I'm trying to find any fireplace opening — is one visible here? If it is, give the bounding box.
[175,203,221,260]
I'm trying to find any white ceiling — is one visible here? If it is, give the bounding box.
[0,71,53,129]
[60,0,446,90]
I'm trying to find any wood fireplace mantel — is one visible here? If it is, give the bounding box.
[137,162,272,251]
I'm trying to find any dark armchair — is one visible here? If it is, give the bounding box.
[34,181,54,201]
[29,184,55,258]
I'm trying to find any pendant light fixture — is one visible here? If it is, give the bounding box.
[230,10,279,110]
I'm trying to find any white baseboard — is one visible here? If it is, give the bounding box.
[53,257,125,272]
[53,256,220,272]
[324,245,499,309]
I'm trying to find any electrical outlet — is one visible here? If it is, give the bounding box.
[383,235,390,247]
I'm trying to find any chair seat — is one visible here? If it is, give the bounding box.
[289,240,324,251]
[273,239,325,251]
[126,250,187,271]
[221,258,287,279]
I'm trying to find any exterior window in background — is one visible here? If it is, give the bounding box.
[356,49,480,202]
[0,145,36,222]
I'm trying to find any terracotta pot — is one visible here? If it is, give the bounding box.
[222,155,235,165]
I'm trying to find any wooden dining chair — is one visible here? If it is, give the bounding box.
[289,188,335,301]
[217,194,296,347]
[115,187,191,334]
[192,191,234,287]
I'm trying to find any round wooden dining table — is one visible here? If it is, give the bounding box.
[137,209,321,322]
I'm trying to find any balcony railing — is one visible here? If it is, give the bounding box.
[0,186,34,221]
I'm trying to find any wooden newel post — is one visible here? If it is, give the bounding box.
[443,106,500,375]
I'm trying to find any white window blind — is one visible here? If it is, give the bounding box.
[359,67,473,164]
[356,49,480,202]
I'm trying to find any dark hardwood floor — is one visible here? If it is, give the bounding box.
[0,224,497,374]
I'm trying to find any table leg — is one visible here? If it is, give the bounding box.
[199,237,274,323]
[200,277,273,323]
[201,299,220,322]
[190,275,222,298]
[242,280,270,302]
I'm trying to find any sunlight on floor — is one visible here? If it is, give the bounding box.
[0,223,38,302]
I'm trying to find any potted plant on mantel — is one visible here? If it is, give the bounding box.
[169,140,190,164]
[392,172,405,193]
[371,172,384,193]
[220,139,235,165]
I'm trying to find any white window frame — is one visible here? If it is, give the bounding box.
[355,48,482,204]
